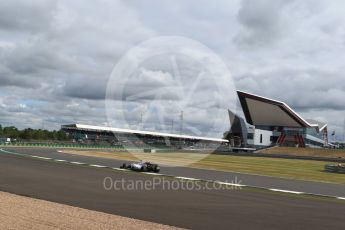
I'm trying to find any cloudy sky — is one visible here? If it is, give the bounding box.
[1,0,345,139]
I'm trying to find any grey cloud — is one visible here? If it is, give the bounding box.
[63,75,108,100]
[0,73,37,88]
[0,0,345,140]
[234,0,294,47]
[236,68,345,111]
[0,0,57,33]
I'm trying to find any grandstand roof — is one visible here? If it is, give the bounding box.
[61,124,228,143]
[237,91,315,128]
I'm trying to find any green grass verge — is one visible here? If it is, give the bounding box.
[259,146,345,158]
[193,154,345,184]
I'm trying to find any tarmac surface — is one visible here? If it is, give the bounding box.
[4,147,345,197]
[0,148,345,229]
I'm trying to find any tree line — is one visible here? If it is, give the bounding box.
[0,125,69,141]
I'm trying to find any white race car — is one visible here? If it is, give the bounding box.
[120,161,160,173]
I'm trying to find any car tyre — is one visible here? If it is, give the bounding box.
[153,165,160,173]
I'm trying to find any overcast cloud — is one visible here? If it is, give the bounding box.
[1,0,345,140]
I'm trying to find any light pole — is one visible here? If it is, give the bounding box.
[180,110,183,148]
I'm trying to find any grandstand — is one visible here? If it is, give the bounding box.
[61,124,228,149]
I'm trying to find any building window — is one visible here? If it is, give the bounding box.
[260,134,263,143]
[247,133,254,140]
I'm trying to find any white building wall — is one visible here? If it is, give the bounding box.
[253,129,273,146]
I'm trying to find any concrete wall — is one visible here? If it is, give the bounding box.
[253,129,273,146]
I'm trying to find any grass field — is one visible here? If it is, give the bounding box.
[63,150,345,184]
[259,146,345,158]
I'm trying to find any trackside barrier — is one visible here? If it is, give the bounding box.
[0,142,128,150]
[0,143,174,152]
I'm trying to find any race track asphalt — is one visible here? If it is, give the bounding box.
[0,149,345,229]
[4,147,345,197]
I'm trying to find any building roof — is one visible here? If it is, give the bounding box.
[237,91,314,128]
[306,119,328,132]
[61,124,228,143]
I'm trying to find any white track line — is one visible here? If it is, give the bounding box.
[70,161,85,165]
[89,164,107,168]
[337,197,345,200]
[113,168,128,171]
[142,172,164,176]
[216,181,244,187]
[175,176,200,181]
[269,188,304,195]
[54,159,67,162]
[31,156,51,160]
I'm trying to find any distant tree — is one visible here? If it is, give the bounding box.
[20,128,33,140]
[3,126,19,139]
[57,130,68,140]
[0,125,70,141]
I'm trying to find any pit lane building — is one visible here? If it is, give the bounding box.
[227,91,328,148]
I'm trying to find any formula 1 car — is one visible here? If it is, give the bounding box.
[120,161,160,173]
[325,163,345,174]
